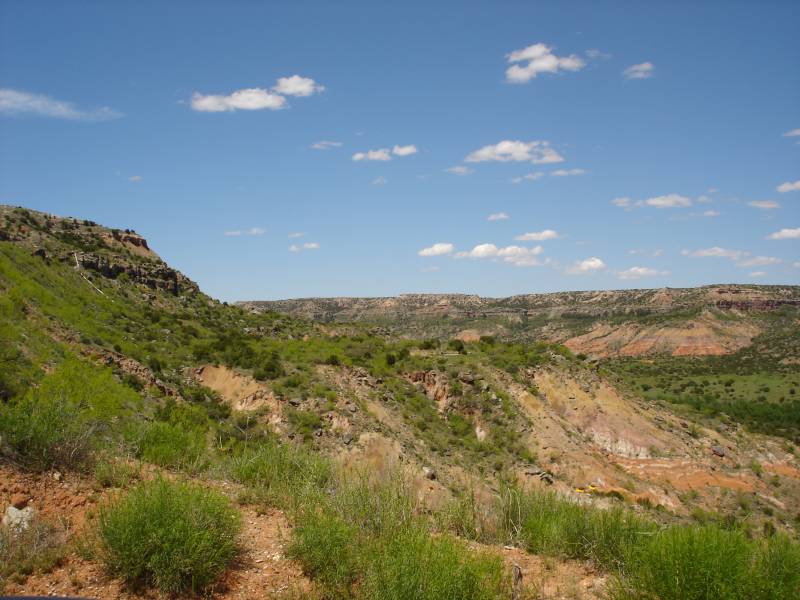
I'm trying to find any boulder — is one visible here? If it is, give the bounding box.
[711,445,725,457]
[422,466,437,481]
[3,505,34,532]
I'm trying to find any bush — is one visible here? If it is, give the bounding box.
[227,438,332,507]
[360,526,507,600]
[97,478,240,594]
[501,487,656,570]
[132,421,206,470]
[289,473,509,600]
[0,358,136,471]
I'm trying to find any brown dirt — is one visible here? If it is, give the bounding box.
[196,364,279,412]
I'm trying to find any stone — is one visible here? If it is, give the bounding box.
[711,445,725,457]
[10,493,28,509]
[3,505,35,532]
[422,466,437,480]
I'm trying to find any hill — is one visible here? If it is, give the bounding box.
[1,205,799,599]
[239,285,800,358]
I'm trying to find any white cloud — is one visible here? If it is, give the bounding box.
[696,195,713,203]
[129,175,142,183]
[767,227,800,240]
[290,242,320,252]
[505,43,585,83]
[794,262,800,268]
[782,129,800,137]
[703,210,720,217]
[683,247,747,260]
[352,148,391,161]
[737,256,781,267]
[418,243,454,257]
[586,49,611,60]
[288,232,305,238]
[392,144,418,156]
[466,140,564,164]
[446,165,473,175]
[567,256,606,274]
[629,248,664,257]
[611,197,632,208]
[191,88,286,112]
[748,200,779,210]
[421,265,440,272]
[487,212,509,221]
[777,180,800,193]
[551,168,586,177]
[0,88,121,121]
[623,62,654,79]
[455,243,545,267]
[514,229,559,241]
[224,227,265,237]
[749,271,767,277]
[618,266,668,280]
[643,194,692,208]
[311,140,342,150]
[273,75,325,97]
[511,172,545,184]
[352,145,417,161]
[371,176,387,185]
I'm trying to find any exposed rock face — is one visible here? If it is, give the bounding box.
[67,251,197,295]
[408,370,452,410]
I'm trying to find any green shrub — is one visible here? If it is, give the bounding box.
[227,438,332,507]
[97,478,240,594]
[290,510,359,596]
[132,421,206,470]
[0,358,136,471]
[289,473,508,600]
[501,487,656,570]
[615,525,753,600]
[360,526,507,600]
[93,458,139,488]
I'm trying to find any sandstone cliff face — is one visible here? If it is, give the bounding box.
[67,251,197,295]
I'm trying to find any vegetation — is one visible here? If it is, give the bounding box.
[1,207,799,598]
[0,518,66,590]
[96,478,241,594]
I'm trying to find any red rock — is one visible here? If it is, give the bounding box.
[10,493,28,509]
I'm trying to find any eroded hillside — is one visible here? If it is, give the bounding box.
[2,205,799,599]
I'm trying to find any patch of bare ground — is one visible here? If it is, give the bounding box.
[475,542,605,599]
[195,364,279,412]
[492,366,800,517]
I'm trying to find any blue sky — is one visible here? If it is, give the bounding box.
[1,0,798,300]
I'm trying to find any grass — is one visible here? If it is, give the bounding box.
[96,477,241,594]
[288,472,510,600]
[0,518,66,590]
[613,526,800,600]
